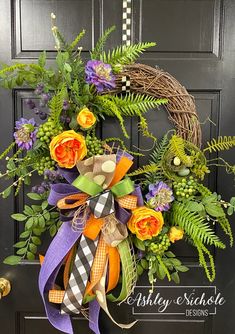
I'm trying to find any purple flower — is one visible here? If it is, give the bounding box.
[85,60,116,92]
[146,181,174,212]
[13,118,37,150]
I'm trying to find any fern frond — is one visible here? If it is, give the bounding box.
[138,115,156,140]
[150,134,170,165]
[91,26,116,59]
[0,64,27,76]
[144,134,170,184]
[68,29,86,52]
[171,203,225,249]
[100,42,156,66]
[0,142,15,160]
[217,215,233,247]
[128,164,160,177]
[204,136,235,154]
[95,95,129,138]
[48,85,67,127]
[106,93,167,116]
[194,240,216,282]
[169,135,192,166]
[194,183,212,197]
[102,137,144,156]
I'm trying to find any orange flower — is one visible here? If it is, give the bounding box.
[128,207,164,241]
[49,130,87,168]
[168,226,184,243]
[77,107,96,129]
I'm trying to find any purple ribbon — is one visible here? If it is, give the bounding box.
[39,221,82,334]
[89,300,101,334]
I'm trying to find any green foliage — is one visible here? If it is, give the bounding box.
[204,136,235,154]
[144,133,170,184]
[102,137,144,157]
[127,163,161,177]
[144,250,188,284]
[171,203,225,249]
[0,63,27,75]
[48,86,67,126]
[169,135,192,166]
[3,255,21,265]
[217,215,234,247]
[0,142,15,160]
[194,182,212,197]
[91,26,116,59]
[96,93,167,139]
[4,193,61,264]
[194,240,216,282]
[105,93,167,117]
[95,95,129,137]
[68,29,86,53]
[100,42,156,67]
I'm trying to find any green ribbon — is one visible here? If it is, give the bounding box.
[111,177,134,198]
[72,175,134,198]
[72,175,103,196]
[107,238,137,302]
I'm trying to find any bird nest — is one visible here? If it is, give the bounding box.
[113,63,201,147]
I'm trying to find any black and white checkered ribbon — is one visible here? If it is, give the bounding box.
[61,235,98,314]
[122,0,132,93]
[87,190,115,219]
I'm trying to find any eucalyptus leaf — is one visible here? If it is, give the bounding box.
[205,203,224,218]
[32,236,41,245]
[133,237,145,251]
[2,186,12,198]
[11,213,27,221]
[16,247,27,255]
[171,271,180,284]
[3,255,21,265]
[175,265,189,272]
[27,192,42,201]
[227,206,234,216]
[27,251,35,260]
[140,259,149,270]
[13,241,27,248]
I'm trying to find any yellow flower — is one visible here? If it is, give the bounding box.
[128,207,164,241]
[49,130,87,168]
[168,226,184,243]
[77,107,96,129]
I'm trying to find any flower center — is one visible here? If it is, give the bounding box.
[15,128,31,143]
[149,189,172,207]
[95,64,111,80]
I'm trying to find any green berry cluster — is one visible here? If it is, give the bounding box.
[173,176,197,199]
[36,117,63,144]
[149,234,171,255]
[35,156,56,175]
[86,135,104,157]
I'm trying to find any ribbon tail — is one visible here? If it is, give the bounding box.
[89,299,101,334]
[39,221,82,334]
[107,238,137,303]
[95,260,137,329]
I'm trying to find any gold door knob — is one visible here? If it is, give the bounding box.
[0,278,11,299]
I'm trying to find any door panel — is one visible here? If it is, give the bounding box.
[1,0,235,333]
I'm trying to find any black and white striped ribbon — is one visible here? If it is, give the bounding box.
[61,235,98,314]
[122,0,132,93]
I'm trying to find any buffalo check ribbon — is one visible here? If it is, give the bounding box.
[61,234,98,314]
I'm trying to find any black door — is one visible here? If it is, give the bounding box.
[0,0,235,333]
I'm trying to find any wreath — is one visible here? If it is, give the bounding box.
[1,16,235,334]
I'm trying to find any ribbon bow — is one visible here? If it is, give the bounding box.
[39,152,142,334]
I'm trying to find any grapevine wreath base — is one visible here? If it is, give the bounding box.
[114,63,202,146]
[0,18,235,334]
